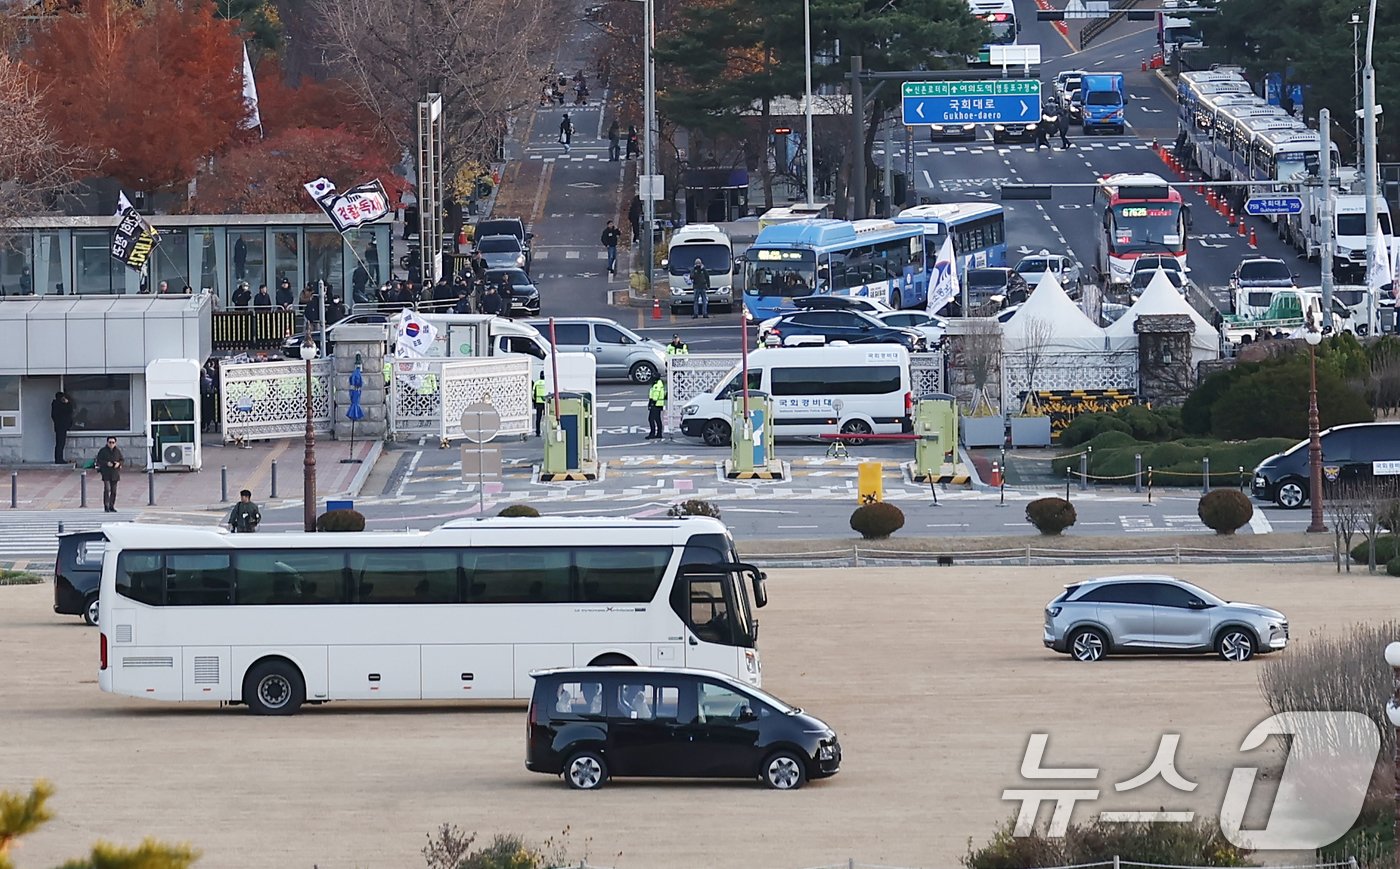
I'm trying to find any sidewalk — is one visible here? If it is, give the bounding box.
[0,437,378,515]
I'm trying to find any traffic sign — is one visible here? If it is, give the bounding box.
[1244,195,1304,216]
[460,402,501,444]
[901,80,1041,126]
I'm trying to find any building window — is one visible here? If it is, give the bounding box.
[0,375,17,432]
[0,234,32,296]
[65,374,131,432]
[229,230,264,297]
[74,230,117,294]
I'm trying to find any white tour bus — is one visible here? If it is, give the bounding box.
[678,344,912,446]
[97,517,765,715]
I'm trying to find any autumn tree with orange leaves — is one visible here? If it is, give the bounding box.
[27,0,251,194]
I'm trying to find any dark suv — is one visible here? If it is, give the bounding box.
[527,666,841,790]
[1252,422,1400,508]
[473,218,532,268]
[766,309,924,350]
[53,530,105,625]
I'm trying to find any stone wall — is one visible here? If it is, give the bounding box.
[331,324,389,440]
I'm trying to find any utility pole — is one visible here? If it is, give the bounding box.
[1363,0,1379,331]
[851,55,865,220]
[803,0,815,206]
[642,0,655,300]
[883,122,893,218]
[1320,108,1335,331]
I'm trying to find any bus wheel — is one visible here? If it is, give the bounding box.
[890,290,903,310]
[244,659,306,716]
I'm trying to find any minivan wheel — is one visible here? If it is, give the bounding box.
[1217,628,1256,662]
[1068,628,1107,662]
[840,419,873,446]
[1275,478,1307,509]
[243,659,305,716]
[83,594,100,627]
[700,419,732,447]
[565,751,608,790]
[629,361,659,385]
[761,751,807,790]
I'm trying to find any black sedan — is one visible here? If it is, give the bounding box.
[955,268,1030,316]
[483,268,541,317]
[764,309,924,351]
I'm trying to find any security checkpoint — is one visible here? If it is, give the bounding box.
[541,391,598,481]
[909,394,961,483]
[725,391,782,480]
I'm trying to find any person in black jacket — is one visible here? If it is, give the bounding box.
[276,277,294,308]
[95,437,123,511]
[252,284,273,310]
[478,286,504,316]
[50,391,72,464]
[231,281,253,309]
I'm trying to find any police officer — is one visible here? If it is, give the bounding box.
[646,377,666,439]
[665,334,688,356]
[532,372,548,437]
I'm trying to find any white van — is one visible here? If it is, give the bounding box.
[666,224,734,313]
[678,345,912,446]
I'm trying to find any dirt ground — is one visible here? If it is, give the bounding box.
[0,565,1392,869]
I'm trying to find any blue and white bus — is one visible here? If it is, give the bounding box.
[740,219,929,320]
[968,0,1018,64]
[893,202,1007,278]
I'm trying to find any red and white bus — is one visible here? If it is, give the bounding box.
[1094,173,1188,288]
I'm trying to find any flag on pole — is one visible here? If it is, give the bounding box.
[303,177,392,233]
[927,234,960,314]
[1368,223,1391,290]
[240,44,262,133]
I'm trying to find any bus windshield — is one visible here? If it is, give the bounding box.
[1111,204,1184,252]
[985,13,1015,42]
[744,255,816,297]
[670,243,731,276]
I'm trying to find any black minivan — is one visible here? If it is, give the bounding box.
[1252,421,1400,507]
[53,530,105,625]
[526,667,841,790]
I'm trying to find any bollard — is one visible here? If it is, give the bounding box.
[147,469,156,506]
[1079,451,1088,491]
[1134,453,1142,493]
[1065,466,1072,501]
[9,471,15,508]
[1202,456,1210,494]
[1147,466,1154,504]
[1239,466,1246,491]
[270,460,278,499]
[58,521,64,535]
[221,466,229,503]
[80,471,87,508]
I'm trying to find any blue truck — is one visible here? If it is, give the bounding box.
[1080,72,1126,134]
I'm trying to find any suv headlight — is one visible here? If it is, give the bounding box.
[682,405,698,417]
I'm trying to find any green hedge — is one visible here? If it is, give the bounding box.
[1351,535,1400,565]
[1052,437,1295,486]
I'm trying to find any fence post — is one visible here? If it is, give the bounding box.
[852,546,860,569]
[848,860,856,869]
[270,460,278,499]
[1026,546,1032,566]
[79,471,87,508]
[58,521,64,535]
[220,466,229,502]
[1238,465,1245,491]
[1114,856,1121,869]
[1133,453,1142,493]
[1202,456,1210,494]
[1175,545,1181,564]
[1079,451,1088,491]
[9,471,15,508]
[147,469,156,506]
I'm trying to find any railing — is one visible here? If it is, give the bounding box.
[211,310,296,351]
[748,544,1334,568]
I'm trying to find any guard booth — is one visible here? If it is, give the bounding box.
[146,359,202,471]
[541,392,598,481]
[910,393,958,483]
[724,391,782,480]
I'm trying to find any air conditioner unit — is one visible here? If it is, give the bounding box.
[162,443,196,468]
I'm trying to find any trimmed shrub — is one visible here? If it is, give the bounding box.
[497,504,540,517]
[1025,497,1076,535]
[849,502,905,539]
[1209,360,1372,441]
[1350,535,1400,565]
[1059,412,1131,447]
[962,816,1251,869]
[1197,489,1253,535]
[316,509,365,532]
[667,498,721,519]
[1388,557,1400,577]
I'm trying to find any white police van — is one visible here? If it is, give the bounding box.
[678,345,912,446]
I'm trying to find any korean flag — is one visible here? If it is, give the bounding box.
[927,234,960,314]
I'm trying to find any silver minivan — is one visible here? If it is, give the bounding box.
[523,317,667,384]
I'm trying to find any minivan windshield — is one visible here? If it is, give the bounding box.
[716,674,794,714]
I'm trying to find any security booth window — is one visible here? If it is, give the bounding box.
[66,375,132,432]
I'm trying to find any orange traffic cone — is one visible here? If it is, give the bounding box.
[651,298,662,320]
[1249,226,1258,247]
[1238,217,1247,237]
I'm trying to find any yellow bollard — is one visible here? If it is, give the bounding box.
[857,461,883,504]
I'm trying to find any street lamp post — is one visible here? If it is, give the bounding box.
[1362,0,1380,314]
[803,0,815,205]
[300,339,318,532]
[1383,641,1400,869]
[1304,325,1326,533]
[1352,12,1362,167]
[642,0,656,303]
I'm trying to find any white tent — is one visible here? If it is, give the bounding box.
[1001,271,1107,352]
[1105,271,1220,363]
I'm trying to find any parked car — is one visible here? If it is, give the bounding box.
[53,530,104,626]
[526,666,842,790]
[1015,251,1082,289]
[1055,71,1086,105]
[757,295,893,332]
[280,311,390,359]
[523,317,666,384]
[963,267,1030,314]
[1043,575,1289,662]
[476,234,529,271]
[875,310,946,347]
[1252,421,1400,508]
[764,309,925,351]
[483,268,541,317]
[474,217,533,267]
[930,122,978,141]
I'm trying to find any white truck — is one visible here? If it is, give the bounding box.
[1284,170,1393,281]
[1221,288,1356,345]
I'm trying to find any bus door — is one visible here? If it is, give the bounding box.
[674,563,765,680]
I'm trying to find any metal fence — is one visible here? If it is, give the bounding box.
[748,544,1336,569]
[547,859,1360,869]
[220,358,333,442]
[390,357,530,443]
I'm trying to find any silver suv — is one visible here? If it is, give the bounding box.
[1043,575,1288,662]
[522,317,667,384]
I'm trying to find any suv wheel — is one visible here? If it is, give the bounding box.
[1216,628,1255,662]
[1068,627,1107,662]
[565,751,608,790]
[629,361,659,384]
[1275,478,1307,509]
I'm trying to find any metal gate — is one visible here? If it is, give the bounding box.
[389,357,531,442]
[220,358,332,442]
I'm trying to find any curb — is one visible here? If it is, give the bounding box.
[345,440,384,498]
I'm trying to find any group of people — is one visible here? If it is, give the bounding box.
[541,69,590,107]
[605,121,641,162]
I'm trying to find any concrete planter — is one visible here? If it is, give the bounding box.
[960,414,1004,448]
[1010,415,1052,447]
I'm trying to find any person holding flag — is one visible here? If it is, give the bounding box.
[926,234,961,317]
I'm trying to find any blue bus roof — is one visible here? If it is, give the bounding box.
[750,218,919,249]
